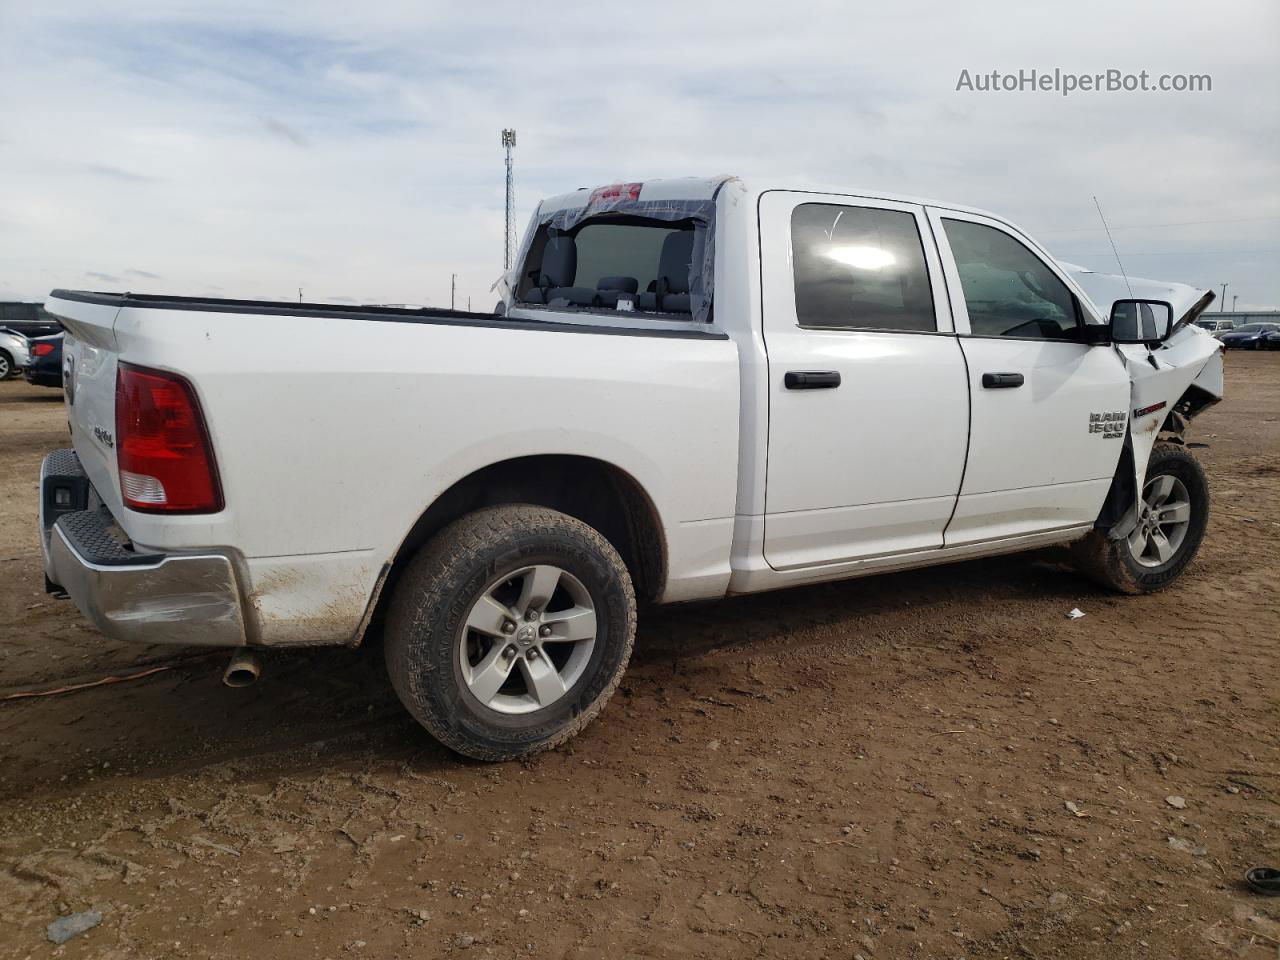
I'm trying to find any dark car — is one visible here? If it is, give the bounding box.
[1263,329,1280,351]
[0,302,62,339]
[24,334,63,388]
[1219,322,1280,350]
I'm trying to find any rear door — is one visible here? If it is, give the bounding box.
[927,208,1129,545]
[760,192,969,570]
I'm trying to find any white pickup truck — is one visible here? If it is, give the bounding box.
[40,176,1223,760]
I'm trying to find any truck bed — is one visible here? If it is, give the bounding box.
[44,289,741,647]
[49,290,731,340]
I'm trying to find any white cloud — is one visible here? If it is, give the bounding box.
[0,0,1276,308]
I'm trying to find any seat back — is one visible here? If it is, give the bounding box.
[638,231,695,313]
[656,231,694,295]
[537,234,577,288]
[525,233,596,307]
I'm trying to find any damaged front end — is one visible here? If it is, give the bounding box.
[1063,264,1225,540]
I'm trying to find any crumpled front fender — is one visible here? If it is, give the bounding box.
[1109,326,1223,537]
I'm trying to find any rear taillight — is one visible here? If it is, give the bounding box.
[115,363,223,513]
[32,342,56,357]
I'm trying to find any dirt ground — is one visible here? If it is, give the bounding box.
[0,354,1276,960]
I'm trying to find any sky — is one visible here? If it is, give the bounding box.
[1,0,1277,311]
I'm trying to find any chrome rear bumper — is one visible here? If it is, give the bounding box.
[40,449,248,647]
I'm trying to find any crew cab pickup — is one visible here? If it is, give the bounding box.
[40,176,1224,760]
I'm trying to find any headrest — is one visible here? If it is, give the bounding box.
[597,276,639,294]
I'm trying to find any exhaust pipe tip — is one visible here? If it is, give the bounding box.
[223,650,262,688]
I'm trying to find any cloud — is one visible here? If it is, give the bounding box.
[125,268,163,279]
[85,271,122,283]
[260,116,308,146]
[0,0,1276,307]
[75,163,158,183]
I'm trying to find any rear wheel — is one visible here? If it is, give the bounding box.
[1072,443,1209,594]
[384,504,636,761]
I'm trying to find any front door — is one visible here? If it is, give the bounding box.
[926,208,1130,545]
[760,192,970,570]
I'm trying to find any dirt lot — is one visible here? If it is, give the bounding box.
[0,355,1277,959]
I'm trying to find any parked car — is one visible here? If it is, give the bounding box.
[23,334,63,388]
[1196,318,1234,335]
[0,327,31,380]
[0,302,62,339]
[39,176,1225,761]
[1262,329,1280,351]
[1218,322,1280,349]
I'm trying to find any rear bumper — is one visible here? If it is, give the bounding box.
[24,364,62,387]
[40,449,248,647]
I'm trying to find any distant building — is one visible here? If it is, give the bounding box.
[1204,310,1280,325]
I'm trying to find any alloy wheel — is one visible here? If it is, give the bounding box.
[1127,473,1192,568]
[457,564,597,715]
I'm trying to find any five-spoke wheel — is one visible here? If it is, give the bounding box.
[1127,474,1192,568]
[459,564,598,714]
[1073,442,1209,594]
[384,504,636,761]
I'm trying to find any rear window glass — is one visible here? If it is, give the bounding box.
[573,223,683,292]
[517,218,699,316]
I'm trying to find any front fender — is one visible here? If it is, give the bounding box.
[1112,326,1223,534]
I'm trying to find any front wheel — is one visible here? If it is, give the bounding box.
[384,504,636,761]
[0,351,12,380]
[1072,442,1209,594]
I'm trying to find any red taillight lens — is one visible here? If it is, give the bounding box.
[115,363,223,513]
[32,342,56,357]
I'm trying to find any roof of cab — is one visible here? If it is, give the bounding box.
[535,175,1007,223]
[536,176,732,215]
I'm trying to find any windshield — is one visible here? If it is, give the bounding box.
[1233,323,1274,333]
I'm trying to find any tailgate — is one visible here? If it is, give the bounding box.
[42,294,125,517]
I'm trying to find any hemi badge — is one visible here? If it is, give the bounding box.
[1134,401,1167,418]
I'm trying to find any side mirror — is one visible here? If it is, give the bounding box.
[1109,299,1174,344]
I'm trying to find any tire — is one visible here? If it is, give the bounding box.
[1072,442,1209,594]
[384,504,636,761]
[0,350,12,380]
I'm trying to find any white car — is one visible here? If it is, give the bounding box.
[39,176,1224,760]
[1195,318,1235,336]
[0,327,31,380]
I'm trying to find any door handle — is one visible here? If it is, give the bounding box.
[785,370,841,390]
[981,372,1024,389]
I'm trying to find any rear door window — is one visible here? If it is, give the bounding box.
[790,203,936,331]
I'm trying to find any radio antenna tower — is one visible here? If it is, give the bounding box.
[502,129,517,271]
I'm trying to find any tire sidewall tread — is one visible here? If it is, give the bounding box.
[385,504,636,761]
[1074,442,1210,594]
